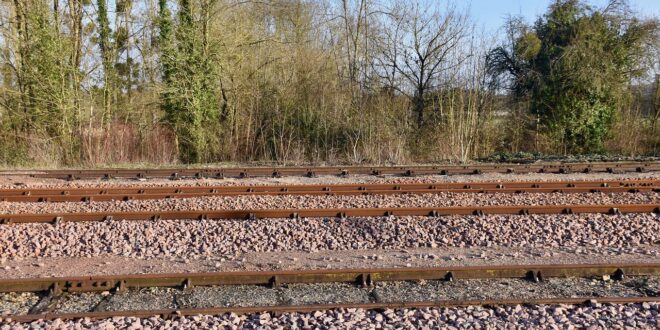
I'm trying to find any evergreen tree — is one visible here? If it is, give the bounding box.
[488,0,658,153]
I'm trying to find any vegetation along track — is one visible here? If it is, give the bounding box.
[1,263,658,322]
[0,204,657,224]
[0,179,657,203]
[7,161,658,180]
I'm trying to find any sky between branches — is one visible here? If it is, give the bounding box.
[468,0,659,35]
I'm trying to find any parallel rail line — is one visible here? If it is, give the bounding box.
[2,263,658,322]
[7,298,659,323]
[0,179,657,203]
[6,161,658,180]
[1,203,657,224]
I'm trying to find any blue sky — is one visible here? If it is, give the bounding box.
[467,0,660,34]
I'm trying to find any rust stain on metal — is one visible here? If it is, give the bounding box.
[1,263,658,293]
[5,296,660,323]
[1,263,659,322]
[0,179,656,203]
[5,161,657,180]
[0,203,657,224]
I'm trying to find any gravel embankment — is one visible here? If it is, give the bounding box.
[1,303,658,329]
[1,213,657,259]
[0,192,656,214]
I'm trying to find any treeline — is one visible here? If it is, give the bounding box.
[0,0,657,166]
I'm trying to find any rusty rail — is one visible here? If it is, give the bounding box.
[2,263,658,322]
[6,297,660,323]
[6,161,658,180]
[1,263,657,293]
[0,203,657,224]
[0,179,657,203]
[0,180,660,202]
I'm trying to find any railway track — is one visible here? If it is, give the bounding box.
[0,179,657,203]
[0,203,657,224]
[1,166,658,325]
[4,161,658,180]
[2,263,658,322]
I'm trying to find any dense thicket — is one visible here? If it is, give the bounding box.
[487,0,659,154]
[0,0,657,166]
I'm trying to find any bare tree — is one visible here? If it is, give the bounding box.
[444,32,495,162]
[375,1,469,128]
[337,0,377,93]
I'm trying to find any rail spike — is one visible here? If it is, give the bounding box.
[445,272,455,282]
[49,283,62,297]
[357,273,373,287]
[269,276,280,288]
[183,278,193,290]
[52,216,63,225]
[526,271,543,283]
[612,269,625,281]
[114,280,127,293]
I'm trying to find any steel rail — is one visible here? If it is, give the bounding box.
[1,263,657,293]
[10,161,659,179]
[2,187,658,203]
[7,297,660,323]
[0,204,657,224]
[2,263,658,322]
[0,179,657,203]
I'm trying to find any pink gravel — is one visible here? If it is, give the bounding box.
[0,213,657,260]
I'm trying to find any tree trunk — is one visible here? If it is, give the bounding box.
[414,90,424,128]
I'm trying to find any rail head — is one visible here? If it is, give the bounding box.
[1,263,658,293]
[2,263,659,323]
[5,296,660,323]
[11,161,659,179]
[0,204,657,224]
